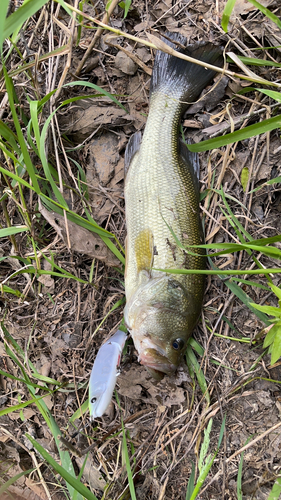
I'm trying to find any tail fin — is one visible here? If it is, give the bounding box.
[150,32,223,105]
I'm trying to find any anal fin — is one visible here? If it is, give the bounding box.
[179,137,200,194]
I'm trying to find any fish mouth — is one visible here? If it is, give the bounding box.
[139,347,177,380]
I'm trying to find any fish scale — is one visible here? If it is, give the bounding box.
[125,93,202,298]
[124,33,223,379]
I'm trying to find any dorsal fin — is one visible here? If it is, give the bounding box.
[124,131,142,177]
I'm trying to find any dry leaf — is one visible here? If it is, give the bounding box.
[232,0,273,17]
[118,365,190,407]
[76,455,107,491]
[37,275,55,288]
[39,208,121,267]
[58,100,127,142]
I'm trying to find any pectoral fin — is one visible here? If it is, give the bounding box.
[135,229,154,274]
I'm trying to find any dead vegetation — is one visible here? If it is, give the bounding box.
[1,0,281,499]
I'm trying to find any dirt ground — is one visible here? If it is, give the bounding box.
[1,0,281,499]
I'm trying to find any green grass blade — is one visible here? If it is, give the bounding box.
[3,0,48,45]
[39,110,69,208]
[0,285,22,297]
[69,400,89,423]
[2,323,83,500]
[219,186,253,242]
[198,419,212,472]
[70,157,89,199]
[205,254,271,329]
[99,235,125,265]
[64,81,128,111]
[222,0,281,33]
[217,415,226,448]
[0,225,28,237]
[221,0,237,32]
[185,462,195,500]
[3,66,40,193]
[0,368,53,390]
[190,455,214,500]
[229,278,270,291]
[29,100,41,150]
[236,57,281,68]
[249,175,281,194]
[26,434,98,500]
[188,114,281,152]
[237,437,251,500]
[188,242,281,260]
[256,89,281,102]
[40,195,114,237]
[190,416,226,500]
[188,338,204,357]
[237,451,244,500]
[121,423,137,500]
[225,279,271,326]
[271,284,281,301]
[250,304,280,317]
[186,345,210,405]
[247,0,281,30]
[55,0,73,16]
[189,337,232,369]
[27,119,40,156]
[0,0,10,52]
[0,121,22,155]
[267,477,281,500]
[0,397,41,417]
[0,469,34,495]
[3,263,90,285]
[0,165,32,190]
[61,93,111,106]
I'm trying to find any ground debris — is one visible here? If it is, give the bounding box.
[1,0,281,498]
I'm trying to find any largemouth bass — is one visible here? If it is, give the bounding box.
[124,33,222,380]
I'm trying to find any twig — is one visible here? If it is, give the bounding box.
[75,0,120,76]
[200,420,281,496]
[55,0,79,99]
[98,184,125,215]
[30,451,52,500]
[66,4,281,88]
[105,38,152,75]
[202,102,281,138]
[158,476,169,500]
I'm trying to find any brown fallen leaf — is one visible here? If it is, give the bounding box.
[39,206,121,267]
[25,478,49,500]
[118,364,190,407]
[58,99,128,142]
[76,455,107,491]
[37,274,55,289]
[85,131,126,224]
[232,0,273,17]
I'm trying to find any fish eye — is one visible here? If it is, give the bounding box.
[91,397,97,404]
[172,338,185,350]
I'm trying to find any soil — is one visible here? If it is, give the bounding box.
[1,0,281,499]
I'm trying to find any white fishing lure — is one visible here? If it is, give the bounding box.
[89,330,127,420]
